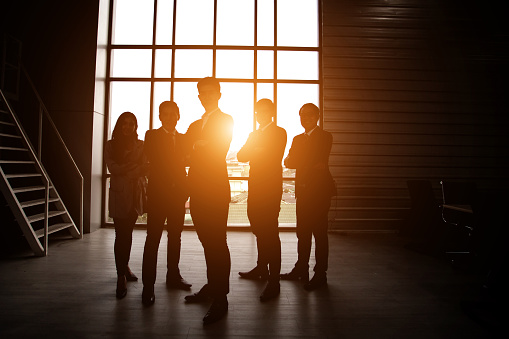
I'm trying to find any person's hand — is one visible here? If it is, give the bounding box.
[193,140,208,150]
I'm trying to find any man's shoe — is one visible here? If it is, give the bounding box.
[304,273,327,291]
[260,281,280,302]
[238,266,269,280]
[280,269,309,282]
[166,275,192,290]
[142,285,155,306]
[203,298,228,325]
[116,275,127,299]
[125,266,138,281]
[184,285,210,303]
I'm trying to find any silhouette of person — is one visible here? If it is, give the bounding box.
[104,112,145,299]
[141,101,192,306]
[280,103,335,290]
[183,77,233,324]
[237,99,287,301]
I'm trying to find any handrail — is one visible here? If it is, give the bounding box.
[18,63,84,237]
[1,88,51,253]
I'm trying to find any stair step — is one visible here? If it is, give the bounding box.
[0,160,35,164]
[28,210,67,223]
[13,185,52,193]
[0,146,28,151]
[20,197,60,208]
[0,132,21,139]
[0,121,15,126]
[5,173,42,179]
[34,223,75,238]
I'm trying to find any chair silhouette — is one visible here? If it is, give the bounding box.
[439,180,477,258]
[405,180,445,254]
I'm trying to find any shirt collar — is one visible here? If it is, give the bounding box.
[202,107,220,120]
[260,121,274,132]
[161,127,176,135]
[306,125,318,136]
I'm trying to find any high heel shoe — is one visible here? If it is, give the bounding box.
[125,266,138,281]
[116,275,127,299]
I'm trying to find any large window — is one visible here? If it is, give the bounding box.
[106,0,322,226]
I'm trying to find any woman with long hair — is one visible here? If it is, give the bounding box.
[105,112,146,299]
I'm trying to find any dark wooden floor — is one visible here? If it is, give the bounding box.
[0,228,502,338]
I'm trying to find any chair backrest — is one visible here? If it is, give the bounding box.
[440,181,477,207]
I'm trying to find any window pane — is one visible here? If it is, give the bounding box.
[153,82,172,128]
[277,0,318,47]
[217,0,254,46]
[276,83,319,162]
[109,82,151,140]
[111,49,152,78]
[220,83,254,159]
[175,0,213,45]
[174,50,213,78]
[173,82,202,133]
[257,0,274,46]
[257,50,273,79]
[112,0,154,45]
[277,51,318,80]
[155,49,172,78]
[155,0,174,45]
[216,50,254,79]
[256,83,273,101]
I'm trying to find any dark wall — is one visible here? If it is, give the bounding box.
[1,0,102,233]
[323,0,509,230]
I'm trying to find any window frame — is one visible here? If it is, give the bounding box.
[103,0,323,227]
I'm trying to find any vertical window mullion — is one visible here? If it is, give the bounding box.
[212,0,217,77]
[273,0,277,124]
[318,0,323,127]
[253,0,258,131]
[171,0,178,101]
[149,0,158,130]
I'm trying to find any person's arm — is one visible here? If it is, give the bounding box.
[236,132,256,163]
[284,136,302,169]
[193,114,233,161]
[104,141,137,175]
[125,140,146,179]
[312,131,332,170]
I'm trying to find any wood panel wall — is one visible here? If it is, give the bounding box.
[322,0,509,231]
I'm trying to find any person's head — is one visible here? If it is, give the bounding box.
[159,101,180,131]
[299,103,320,132]
[254,98,275,127]
[112,111,138,140]
[197,77,221,112]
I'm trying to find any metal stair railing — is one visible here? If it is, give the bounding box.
[1,89,51,255]
[18,63,83,239]
[0,65,83,255]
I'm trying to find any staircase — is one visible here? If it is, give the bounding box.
[0,88,82,256]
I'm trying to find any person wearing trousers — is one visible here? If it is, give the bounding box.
[105,111,146,299]
[141,101,191,306]
[280,103,336,291]
[237,98,287,302]
[183,77,233,325]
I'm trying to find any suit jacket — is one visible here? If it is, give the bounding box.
[237,123,287,205]
[284,126,335,199]
[144,127,188,209]
[105,139,145,218]
[186,109,233,204]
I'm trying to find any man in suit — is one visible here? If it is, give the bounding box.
[280,103,336,291]
[237,99,287,301]
[141,101,192,306]
[183,77,233,324]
